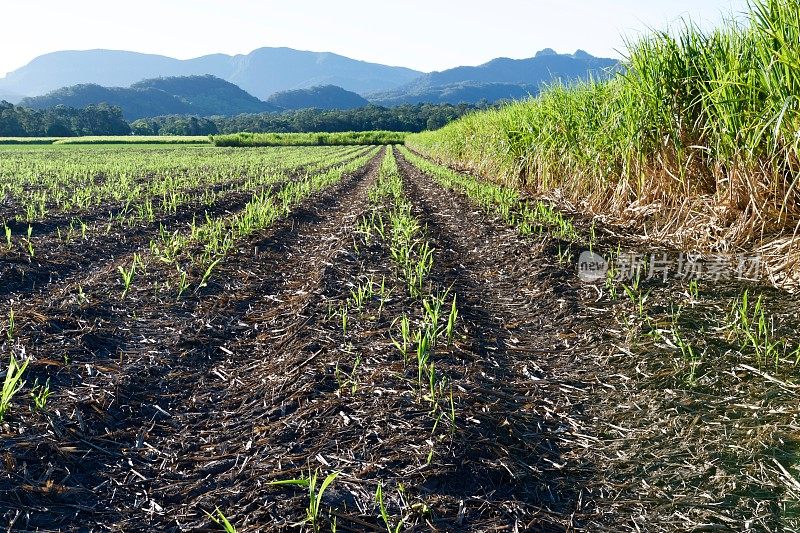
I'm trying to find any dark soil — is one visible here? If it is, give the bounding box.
[1,147,797,532]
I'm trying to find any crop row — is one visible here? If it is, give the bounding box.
[264,147,461,531]
[0,145,367,223]
[399,146,579,242]
[127,146,381,297]
[0,147,381,430]
[0,146,372,265]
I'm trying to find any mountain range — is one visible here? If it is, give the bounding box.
[370,49,618,105]
[1,47,619,116]
[0,48,421,102]
[20,76,277,120]
[19,78,376,120]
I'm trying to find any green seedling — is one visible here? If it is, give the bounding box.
[622,277,649,319]
[449,386,457,434]
[0,352,29,422]
[206,508,237,533]
[427,361,438,411]
[391,315,412,364]
[377,276,392,316]
[77,285,89,305]
[372,212,386,240]
[31,378,51,411]
[688,279,699,301]
[422,295,444,344]
[349,283,370,311]
[557,244,573,265]
[375,482,403,533]
[117,255,138,299]
[604,264,619,300]
[415,328,432,386]
[671,320,702,386]
[198,257,223,291]
[24,225,34,258]
[350,353,361,394]
[445,294,459,343]
[5,307,14,340]
[268,470,339,532]
[176,266,190,299]
[727,290,793,370]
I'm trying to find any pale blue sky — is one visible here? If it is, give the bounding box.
[1,0,749,76]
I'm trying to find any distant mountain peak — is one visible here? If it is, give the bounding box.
[535,48,559,57]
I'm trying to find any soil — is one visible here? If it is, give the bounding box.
[0,147,797,532]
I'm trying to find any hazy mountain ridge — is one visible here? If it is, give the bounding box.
[371,82,540,106]
[0,48,423,100]
[370,49,619,105]
[19,76,277,120]
[19,78,374,120]
[266,85,369,110]
[414,49,618,87]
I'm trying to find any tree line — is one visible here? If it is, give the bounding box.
[131,103,486,135]
[0,100,487,137]
[0,102,131,136]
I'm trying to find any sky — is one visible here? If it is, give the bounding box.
[0,0,750,77]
